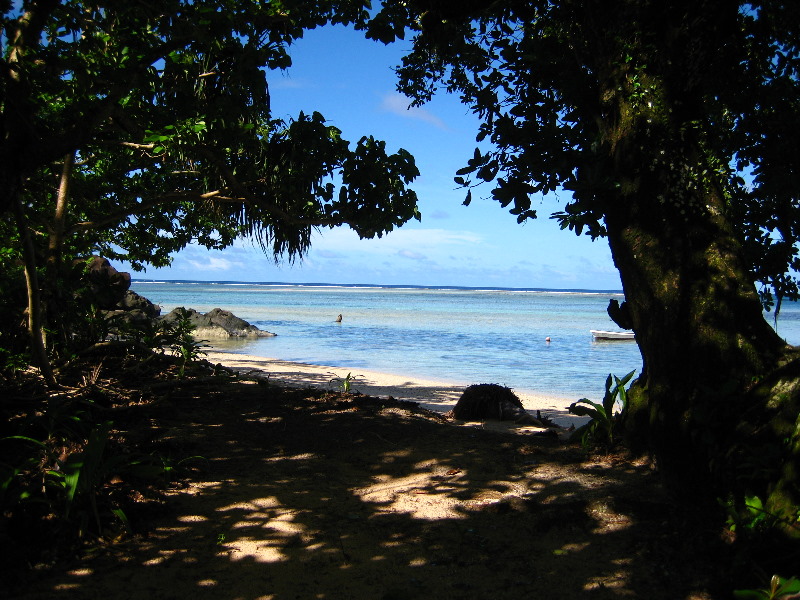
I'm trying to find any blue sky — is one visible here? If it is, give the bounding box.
[123,25,621,291]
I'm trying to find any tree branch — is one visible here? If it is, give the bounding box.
[38,35,195,164]
[66,191,224,235]
[195,145,330,227]
[65,186,342,237]
[47,150,75,267]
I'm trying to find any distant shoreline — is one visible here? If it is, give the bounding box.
[132,278,625,296]
[129,279,646,401]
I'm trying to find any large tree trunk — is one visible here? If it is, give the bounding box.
[603,149,788,466]
[592,6,800,521]
[606,175,800,524]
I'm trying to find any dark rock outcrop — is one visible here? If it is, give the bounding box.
[117,290,159,317]
[75,257,274,339]
[161,307,276,339]
[450,383,542,426]
[80,256,131,309]
[105,290,161,326]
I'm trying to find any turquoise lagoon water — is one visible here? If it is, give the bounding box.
[130,280,800,402]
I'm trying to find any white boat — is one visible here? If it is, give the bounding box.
[591,330,635,341]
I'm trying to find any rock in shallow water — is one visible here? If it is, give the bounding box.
[160,307,276,339]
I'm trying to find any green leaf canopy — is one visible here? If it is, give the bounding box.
[1,0,421,269]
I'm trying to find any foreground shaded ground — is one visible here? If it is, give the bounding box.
[4,363,733,599]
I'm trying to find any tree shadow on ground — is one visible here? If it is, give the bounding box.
[12,380,728,600]
[206,354,583,426]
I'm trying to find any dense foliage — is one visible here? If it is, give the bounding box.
[371,0,800,308]
[1,1,420,373]
[0,3,423,578]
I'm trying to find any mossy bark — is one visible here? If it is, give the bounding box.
[731,355,800,535]
[598,69,798,526]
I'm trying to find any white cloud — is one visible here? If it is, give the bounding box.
[312,227,483,256]
[186,256,244,271]
[398,249,427,261]
[574,254,617,274]
[380,93,447,129]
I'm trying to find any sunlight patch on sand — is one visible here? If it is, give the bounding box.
[354,462,473,520]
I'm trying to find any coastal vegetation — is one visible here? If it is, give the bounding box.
[569,370,636,449]
[1,0,420,388]
[1,1,798,597]
[369,0,800,570]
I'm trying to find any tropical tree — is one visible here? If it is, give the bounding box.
[367,0,800,522]
[1,1,420,383]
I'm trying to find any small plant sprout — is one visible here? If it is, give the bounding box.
[329,372,361,393]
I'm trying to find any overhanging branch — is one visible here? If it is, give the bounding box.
[66,187,342,237]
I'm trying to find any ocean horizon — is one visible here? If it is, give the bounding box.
[131,278,626,295]
[129,279,800,402]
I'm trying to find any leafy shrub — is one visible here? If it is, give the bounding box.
[0,347,28,381]
[121,307,207,375]
[161,308,207,377]
[722,493,800,536]
[569,370,636,448]
[734,574,800,600]
[2,420,201,539]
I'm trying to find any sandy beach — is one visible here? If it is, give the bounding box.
[11,349,710,600]
[204,349,587,428]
